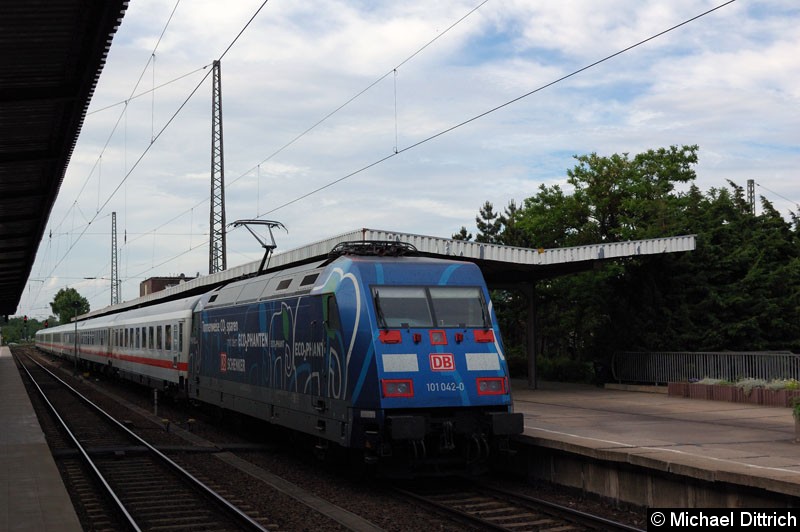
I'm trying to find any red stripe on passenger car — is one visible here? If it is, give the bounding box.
[38,342,187,371]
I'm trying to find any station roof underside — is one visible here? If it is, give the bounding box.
[82,229,696,320]
[0,0,128,316]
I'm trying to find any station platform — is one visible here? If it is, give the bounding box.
[511,380,800,505]
[0,346,82,532]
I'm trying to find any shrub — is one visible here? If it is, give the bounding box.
[538,357,594,384]
[792,397,800,420]
[697,377,728,385]
[735,378,767,397]
[766,379,794,391]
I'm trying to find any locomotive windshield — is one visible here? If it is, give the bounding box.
[372,286,488,328]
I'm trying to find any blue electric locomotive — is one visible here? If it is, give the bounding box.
[37,240,523,474]
[190,241,522,473]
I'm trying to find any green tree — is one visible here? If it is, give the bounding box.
[1,317,25,344]
[679,189,800,351]
[562,145,698,242]
[504,145,703,367]
[468,145,800,380]
[1,315,51,344]
[497,200,530,247]
[452,226,472,241]
[50,288,89,324]
[517,184,587,248]
[475,201,502,243]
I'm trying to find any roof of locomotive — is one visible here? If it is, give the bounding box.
[200,258,329,310]
[198,248,482,311]
[40,242,487,328]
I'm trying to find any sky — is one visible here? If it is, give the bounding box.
[18,0,800,319]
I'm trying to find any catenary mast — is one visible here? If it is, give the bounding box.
[111,211,119,305]
[209,60,227,274]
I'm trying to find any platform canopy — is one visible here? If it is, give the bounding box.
[81,228,696,319]
[0,1,128,316]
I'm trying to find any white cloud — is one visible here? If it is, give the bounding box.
[19,0,800,317]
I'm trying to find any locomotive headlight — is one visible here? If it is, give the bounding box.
[476,377,506,395]
[382,379,414,398]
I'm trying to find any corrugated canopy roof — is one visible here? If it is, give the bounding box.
[0,0,128,316]
[80,229,697,320]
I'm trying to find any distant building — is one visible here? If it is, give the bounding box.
[139,274,196,297]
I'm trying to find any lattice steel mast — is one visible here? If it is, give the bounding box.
[111,211,120,305]
[209,60,227,273]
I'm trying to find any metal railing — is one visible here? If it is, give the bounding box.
[612,351,800,384]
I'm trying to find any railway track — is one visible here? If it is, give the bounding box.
[393,480,645,532]
[15,347,390,531]
[15,351,271,532]
[15,346,644,531]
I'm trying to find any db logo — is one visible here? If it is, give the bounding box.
[219,352,227,373]
[429,353,455,371]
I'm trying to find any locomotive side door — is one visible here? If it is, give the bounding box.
[322,293,344,400]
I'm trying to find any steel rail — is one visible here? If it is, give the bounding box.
[393,480,645,532]
[15,352,142,532]
[392,486,510,531]
[17,352,269,532]
[476,483,645,532]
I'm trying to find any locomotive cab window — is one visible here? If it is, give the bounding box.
[372,286,432,327]
[429,286,487,327]
[372,285,488,328]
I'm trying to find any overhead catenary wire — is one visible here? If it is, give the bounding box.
[32,0,189,309]
[28,0,742,315]
[755,182,800,213]
[42,69,215,282]
[86,66,214,116]
[227,0,490,189]
[28,0,488,313]
[48,0,270,266]
[95,0,493,273]
[28,0,274,313]
[48,0,185,237]
[258,0,739,218]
